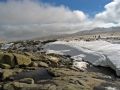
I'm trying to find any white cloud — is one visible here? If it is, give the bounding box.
[0,0,89,40]
[95,0,120,27]
[73,10,87,21]
[0,0,88,24]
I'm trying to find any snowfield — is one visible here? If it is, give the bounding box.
[44,40,120,76]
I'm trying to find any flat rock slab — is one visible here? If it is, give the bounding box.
[13,68,53,81]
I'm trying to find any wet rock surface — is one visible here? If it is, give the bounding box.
[0,40,120,90]
[13,68,53,81]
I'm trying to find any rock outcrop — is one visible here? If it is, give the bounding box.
[0,52,15,68]
[13,54,31,66]
[0,52,31,68]
[0,40,120,90]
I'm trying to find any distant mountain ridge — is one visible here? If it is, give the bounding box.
[34,27,120,40]
[74,27,120,35]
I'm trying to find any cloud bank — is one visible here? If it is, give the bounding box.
[94,0,120,27]
[0,0,120,40]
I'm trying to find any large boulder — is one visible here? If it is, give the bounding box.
[0,52,32,68]
[14,54,31,66]
[2,69,13,80]
[0,53,15,68]
[1,69,23,80]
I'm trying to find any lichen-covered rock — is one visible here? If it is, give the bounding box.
[48,68,81,77]
[0,52,32,68]
[2,69,13,80]
[46,53,73,68]
[3,82,42,90]
[45,55,61,67]
[47,56,59,63]
[3,82,15,90]
[31,62,38,67]
[48,85,57,90]
[62,84,85,90]
[14,54,31,66]
[0,53,15,68]
[0,64,11,69]
[3,53,15,67]
[19,78,34,84]
[0,68,22,80]
[24,52,40,61]
[38,61,49,68]
[37,53,48,61]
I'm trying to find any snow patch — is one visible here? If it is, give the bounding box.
[105,86,117,90]
[71,54,86,61]
[45,40,120,76]
[73,61,89,71]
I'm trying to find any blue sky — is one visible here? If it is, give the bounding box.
[0,0,112,16]
[40,0,112,16]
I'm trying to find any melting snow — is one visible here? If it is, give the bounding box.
[45,40,120,76]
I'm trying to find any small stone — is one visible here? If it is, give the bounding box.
[31,62,38,67]
[63,84,80,90]
[19,78,34,84]
[3,82,14,90]
[0,84,2,89]
[0,64,11,69]
[0,68,3,73]
[38,62,49,68]
[47,56,59,63]
[48,85,56,90]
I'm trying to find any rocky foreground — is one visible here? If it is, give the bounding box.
[0,40,120,90]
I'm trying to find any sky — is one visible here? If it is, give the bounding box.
[0,0,120,40]
[40,0,112,16]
